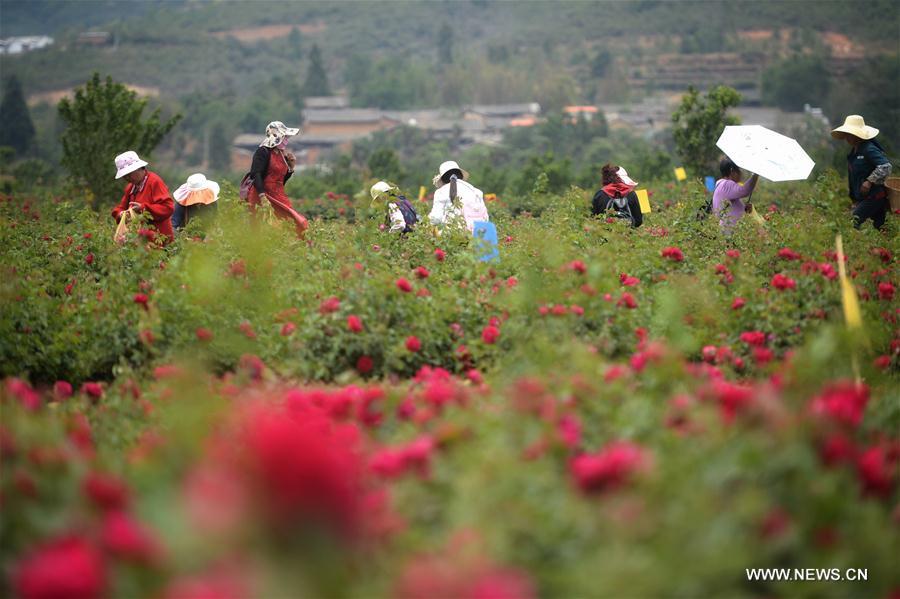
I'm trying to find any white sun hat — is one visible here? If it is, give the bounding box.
[433,160,470,187]
[831,115,879,141]
[173,173,220,206]
[370,180,396,200]
[114,150,148,179]
[617,167,638,187]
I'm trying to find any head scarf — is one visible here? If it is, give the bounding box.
[261,121,300,148]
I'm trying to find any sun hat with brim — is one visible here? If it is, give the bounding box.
[616,167,638,187]
[114,150,148,179]
[370,180,398,201]
[173,173,220,206]
[831,115,879,141]
[261,120,301,148]
[433,160,470,187]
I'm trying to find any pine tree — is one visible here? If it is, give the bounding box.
[287,26,303,57]
[437,23,453,66]
[303,44,331,97]
[0,76,36,155]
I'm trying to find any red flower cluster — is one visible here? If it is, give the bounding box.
[405,336,422,352]
[396,278,413,293]
[777,247,802,261]
[661,246,684,262]
[319,296,341,314]
[771,273,796,291]
[570,441,650,494]
[739,331,766,346]
[14,534,106,599]
[481,325,500,345]
[809,381,869,428]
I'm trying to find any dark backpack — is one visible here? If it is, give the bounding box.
[604,195,636,226]
[395,196,419,232]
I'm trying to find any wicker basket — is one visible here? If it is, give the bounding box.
[887,176,900,213]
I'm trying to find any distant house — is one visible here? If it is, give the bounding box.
[304,96,349,110]
[302,108,400,138]
[0,36,54,55]
[563,106,599,122]
[463,103,542,133]
[76,31,113,47]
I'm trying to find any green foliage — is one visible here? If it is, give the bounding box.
[367,147,404,182]
[303,44,331,97]
[0,76,36,155]
[762,54,830,112]
[57,73,181,207]
[671,85,741,177]
[207,124,231,173]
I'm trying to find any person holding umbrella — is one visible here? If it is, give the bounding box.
[831,115,892,230]
[712,157,758,233]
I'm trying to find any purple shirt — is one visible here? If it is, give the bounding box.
[712,175,757,231]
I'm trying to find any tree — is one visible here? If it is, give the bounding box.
[367,147,403,182]
[287,26,303,58]
[303,44,331,97]
[671,85,741,176]
[208,124,232,173]
[762,55,829,112]
[58,73,181,206]
[0,76,36,156]
[437,23,453,66]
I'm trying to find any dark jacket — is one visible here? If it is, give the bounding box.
[847,139,889,203]
[591,189,643,228]
[249,146,293,193]
[173,202,217,230]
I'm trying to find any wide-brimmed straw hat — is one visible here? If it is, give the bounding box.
[261,120,301,148]
[433,160,469,187]
[831,115,879,141]
[617,167,638,187]
[114,150,148,179]
[173,173,220,206]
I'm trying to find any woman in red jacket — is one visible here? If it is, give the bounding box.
[111,150,175,245]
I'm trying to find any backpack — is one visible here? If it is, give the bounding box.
[395,196,419,232]
[605,195,637,227]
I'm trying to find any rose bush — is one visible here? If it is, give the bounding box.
[0,172,898,597]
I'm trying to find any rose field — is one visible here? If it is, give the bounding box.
[1,174,899,598]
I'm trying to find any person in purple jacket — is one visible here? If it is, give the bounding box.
[712,157,759,233]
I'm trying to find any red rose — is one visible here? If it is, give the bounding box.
[570,441,650,494]
[771,273,796,291]
[569,260,587,274]
[661,246,684,262]
[100,511,162,564]
[133,293,149,309]
[195,328,213,341]
[617,292,637,309]
[809,381,869,428]
[777,247,802,261]
[481,325,500,344]
[731,297,746,310]
[434,248,446,261]
[347,315,364,333]
[14,535,106,599]
[414,266,430,279]
[83,472,130,512]
[81,382,103,400]
[396,278,413,293]
[726,249,740,259]
[239,322,256,339]
[53,381,73,400]
[280,322,296,336]
[405,336,422,352]
[878,282,895,301]
[356,355,374,374]
[84,253,94,265]
[319,296,341,314]
[739,331,766,346]
[620,274,640,286]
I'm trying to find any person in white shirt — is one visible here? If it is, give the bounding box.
[370,181,418,233]
[428,160,489,232]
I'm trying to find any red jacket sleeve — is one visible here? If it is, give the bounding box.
[111,187,131,222]
[144,176,174,221]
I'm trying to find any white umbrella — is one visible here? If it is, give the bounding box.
[716,125,815,182]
